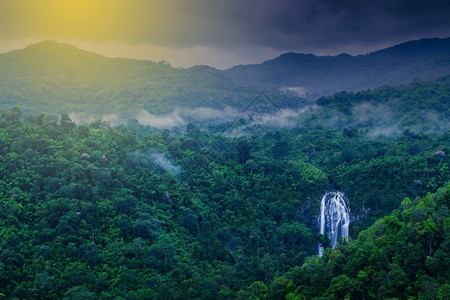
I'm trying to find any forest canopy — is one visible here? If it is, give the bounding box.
[0,102,448,298]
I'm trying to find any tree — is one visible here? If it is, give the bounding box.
[237,137,251,165]
[248,281,268,300]
[63,286,95,300]
[325,275,355,299]
[10,107,22,124]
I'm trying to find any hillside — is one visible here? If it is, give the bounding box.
[0,41,303,118]
[224,37,450,99]
[1,38,450,121]
[301,75,450,137]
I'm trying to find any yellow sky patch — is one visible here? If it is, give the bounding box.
[0,0,178,43]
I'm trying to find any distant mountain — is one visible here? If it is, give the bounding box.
[0,41,302,118]
[0,38,449,120]
[224,37,450,98]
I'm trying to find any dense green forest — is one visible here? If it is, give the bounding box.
[0,102,448,298]
[264,184,450,299]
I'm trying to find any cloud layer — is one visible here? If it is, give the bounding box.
[1,0,450,67]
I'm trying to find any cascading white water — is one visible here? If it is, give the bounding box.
[318,191,350,256]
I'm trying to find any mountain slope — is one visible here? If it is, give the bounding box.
[224,37,450,98]
[0,41,303,117]
[1,38,450,120]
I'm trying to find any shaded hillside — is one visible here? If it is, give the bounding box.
[2,38,450,120]
[300,75,450,136]
[0,41,303,118]
[224,37,450,99]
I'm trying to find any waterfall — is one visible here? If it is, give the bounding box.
[318,191,350,256]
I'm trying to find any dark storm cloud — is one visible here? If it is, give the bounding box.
[193,0,450,53]
[1,0,449,56]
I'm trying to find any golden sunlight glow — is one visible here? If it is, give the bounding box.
[44,0,105,25]
[26,0,123,40]
[0,0,205,64]
[0,0,176,43]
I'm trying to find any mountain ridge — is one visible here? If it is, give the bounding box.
[3,37,449,69]
[1,40,296,117]
[224,37,450,98]
[0,37,449,118]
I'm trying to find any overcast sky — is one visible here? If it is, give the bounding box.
[1,0,449,68]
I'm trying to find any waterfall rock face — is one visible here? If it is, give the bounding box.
[318,191,350,256]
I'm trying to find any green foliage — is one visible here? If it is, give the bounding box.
[0,41,301,117]
[2,38,450,120]
[0,104,448,298]
[316,75,450,133]
[268,184,450,299]
[225,38,450,99]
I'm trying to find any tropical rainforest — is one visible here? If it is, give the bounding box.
[0,38,450,299]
